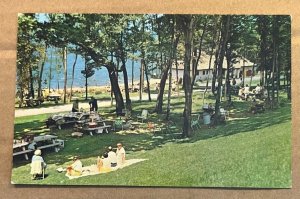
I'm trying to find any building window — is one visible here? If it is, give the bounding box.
[203,71,205,75]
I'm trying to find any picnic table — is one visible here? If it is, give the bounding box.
[100,119,112,133]
[24,98,43,107]
[46,94,61,104]
[81,119,112,136]
[46,112,90,129]
[13,141,32,160]
[34,135,64,152]
[83,126,106,136]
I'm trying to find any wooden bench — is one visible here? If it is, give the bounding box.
[38,143,61,152]
[102,125,111,133]
[13,149,33,156]
[84,126,105,136]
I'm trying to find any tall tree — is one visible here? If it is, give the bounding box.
[69,48,79,101]
[63,46,67,103]
[41,14,126,113]
[214,16,231,124]
[81,55,95,100]
[17,14,40,106]
[179,15,194,137]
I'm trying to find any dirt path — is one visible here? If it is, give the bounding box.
[15,94,158,117]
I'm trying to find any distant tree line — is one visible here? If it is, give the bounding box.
[17,14,291,137]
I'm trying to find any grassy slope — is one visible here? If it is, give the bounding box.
[11,101,291,187]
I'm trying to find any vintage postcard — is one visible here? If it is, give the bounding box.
[12,13,291,187]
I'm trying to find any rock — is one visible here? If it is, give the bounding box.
[71,132,83,137]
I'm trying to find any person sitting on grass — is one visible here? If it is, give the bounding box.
[244,84,250,100]
[254,84,262,98]
[107,146,117,167]
[116,143,126,166]
[97,152,111,172]
[30,149,47,180]
[238,87,245,100]
[66,156,82,176]
[72,99,79,112]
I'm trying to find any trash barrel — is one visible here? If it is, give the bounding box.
[203,112,211,125]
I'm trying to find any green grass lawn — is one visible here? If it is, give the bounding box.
[11,92,291,188]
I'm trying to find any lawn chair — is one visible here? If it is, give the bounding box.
[114,117,124,131]
[137,110,148,123]
[161,121,178,134]
[191,117,201,131]
[219,108,229,121]
[30,160,45,180]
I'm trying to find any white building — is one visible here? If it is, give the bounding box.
[172,53,255,81]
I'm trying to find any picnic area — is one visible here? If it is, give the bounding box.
[12,14,291,187]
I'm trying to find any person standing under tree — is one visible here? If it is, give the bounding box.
[89,97,98,112]
[72,99,79,112]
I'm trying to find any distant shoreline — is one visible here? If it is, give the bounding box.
[43,79,162,95]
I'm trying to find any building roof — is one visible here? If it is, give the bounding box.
[172,53,254,70]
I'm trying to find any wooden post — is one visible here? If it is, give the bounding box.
[139,60,144,101]
[63,46,67,104]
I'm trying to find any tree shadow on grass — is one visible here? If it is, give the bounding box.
[14,120,46,137]
[189,103,291,143]
[12,98,291,170]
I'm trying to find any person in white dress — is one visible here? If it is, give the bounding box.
[108,146,117,167]
[67,156,82,176]
[116,143,126,166]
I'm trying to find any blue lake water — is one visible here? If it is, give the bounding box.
[43,52,143,89]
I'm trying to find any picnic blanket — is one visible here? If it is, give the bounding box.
[65,159,147,179]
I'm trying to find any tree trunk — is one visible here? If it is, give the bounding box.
[18,65,24,107]
[258,16,267,87]
[139,60,144,101]
[55,52,60,91]
[84,56,88,100]
[191,19,208,88]
[225,20,232,104]
[120,58,132,111]
[203,46,215,104]
[131,50,135,92]
[166,17,174,120]
[203,20,219,104]
[106,65,125,114]
[175,46,179,96]
[211,29,222,95]
[225,51,231,103]
[166,59,172,120]
[29,66,35,98]
[271,16,279,108]
[63,46,67,104]
[182,15,194,138]
[215,16,231,125]
[38,44,48,99]
[48,49,53,94]
[154,65,170,113]
[69,51,78,101]
[144,60,152,102]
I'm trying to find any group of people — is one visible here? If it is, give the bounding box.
[66,143,126,176]
[30,143,126,179]
[96,143,126,173]
[72,96,98,112]
[238,84,264,101]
